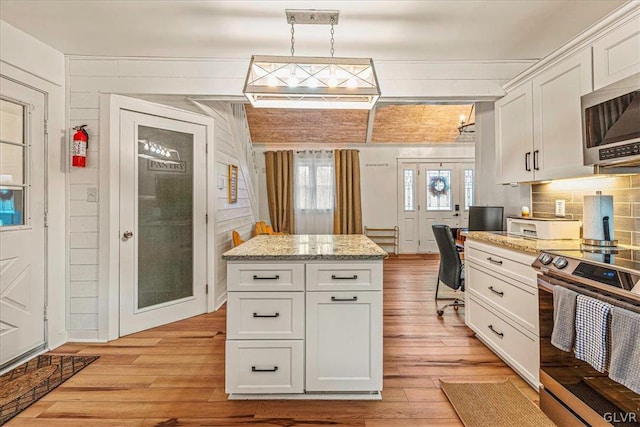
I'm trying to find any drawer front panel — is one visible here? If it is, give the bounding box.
[466,264,538,333]
[225,340,303,394]
[306,262,382,291]
[228,263,304,291]
[466,295,539,385]
[465,243,536,288]
[227,292,304,340]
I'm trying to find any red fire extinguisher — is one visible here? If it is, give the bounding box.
[72,125,89,167]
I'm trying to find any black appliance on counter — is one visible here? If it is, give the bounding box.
[532,247,640,426]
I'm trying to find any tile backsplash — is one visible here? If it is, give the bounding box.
[531,174,640,246]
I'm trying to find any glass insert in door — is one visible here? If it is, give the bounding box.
[0,99,26,227]
[426,169,452,211]
[137,125,193,309]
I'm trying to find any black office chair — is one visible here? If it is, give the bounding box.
[432,224,465,317]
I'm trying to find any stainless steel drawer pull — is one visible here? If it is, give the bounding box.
[252,275,280,280]
[488,286,504,297]
[253,312,280,318]
[486,257,503,265]
[488,324,504,338]
[331,274,358,280]
[331,296,358,302]
[252,366,278,372]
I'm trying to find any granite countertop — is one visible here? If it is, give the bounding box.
[222,234,388,261]
[465,231,583,254]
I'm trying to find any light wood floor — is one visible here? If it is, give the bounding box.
[9,257,539,426]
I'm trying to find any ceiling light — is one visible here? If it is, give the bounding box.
[243,9,381,110]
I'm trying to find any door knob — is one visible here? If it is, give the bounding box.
[123,230,133,239]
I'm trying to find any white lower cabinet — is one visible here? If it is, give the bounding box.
[225,260,383,397]
[464,239,539,388]
[305,291,383,391]
[225,340,304,394]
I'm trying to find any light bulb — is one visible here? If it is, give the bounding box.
[144,143,149,150]
[287,74,299,88]
[328,65,337,87]
[459,114,466,125]
[347,77,357,88]
[267,74,278,87]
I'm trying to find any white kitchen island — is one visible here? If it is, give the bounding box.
[222,234,387,399]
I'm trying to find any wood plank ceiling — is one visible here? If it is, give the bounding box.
[245,104,475,144]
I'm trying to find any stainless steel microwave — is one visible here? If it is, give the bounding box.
[582,73,640,168]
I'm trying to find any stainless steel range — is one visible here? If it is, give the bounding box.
[532,246,640,426]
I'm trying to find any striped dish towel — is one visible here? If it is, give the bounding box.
[574,295,612,373]
[608,306,640,394]
[551,286,578,352]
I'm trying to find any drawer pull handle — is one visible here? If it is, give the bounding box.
[331,274,358,280]
[486,257,503,266]
[488,324,504,338]
[253,275,280,280]
[488,286,504,297]
[252,366,278,372]
[331,296,358,302]
[253,312,280,318]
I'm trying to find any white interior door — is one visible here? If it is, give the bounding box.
[0,77,46,367]
[119,110,207,336]
[417,162,474,253]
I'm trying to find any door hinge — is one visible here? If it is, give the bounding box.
[43,305,48,321]
[205,214,208,224]
[418,240,421,246]
[44,119,48,135]
[206,284,209,294]
[205,144,208,154]
[44,210,48,227]
[417,170,420,175]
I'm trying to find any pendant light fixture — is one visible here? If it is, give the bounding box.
[243,9,381,110]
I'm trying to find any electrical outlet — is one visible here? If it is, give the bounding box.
[87,187,98,202]
[555,199,565,217]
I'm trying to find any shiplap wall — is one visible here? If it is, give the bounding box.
[67,59,257,340]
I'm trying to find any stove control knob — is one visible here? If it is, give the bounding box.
[539,253,553,265]
[553,257,568,269]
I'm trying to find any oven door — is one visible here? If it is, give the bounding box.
[538,275,640,427]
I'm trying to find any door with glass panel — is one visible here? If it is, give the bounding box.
[0,77,46,367]
[410,162,474,253]
[119,110,207,336]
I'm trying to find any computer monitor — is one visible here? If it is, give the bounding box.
[468,206,504,231]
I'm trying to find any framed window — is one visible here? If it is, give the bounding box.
[403,169,415,211]
[464,168,474,211]
[0,99,27,227]
[294,155,334,212]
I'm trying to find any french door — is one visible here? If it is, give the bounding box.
[0,77,46,367]
[398,161,474,253]
[119,110,207,336]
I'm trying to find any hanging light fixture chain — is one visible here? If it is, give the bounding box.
[330,17,335,57]
[290,17,296,56]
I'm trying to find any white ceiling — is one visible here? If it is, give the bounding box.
[0,1,628,61]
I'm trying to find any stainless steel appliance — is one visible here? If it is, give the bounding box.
[533,247,640,426]
[582,72,640,169]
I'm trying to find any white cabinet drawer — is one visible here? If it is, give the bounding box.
[306,262,382,291]
[465,241,537,288]
[466,295,539,386]
[227,292,304,340]
[225,340,303,394]
[228,263,304,291]
[466,264,538,333]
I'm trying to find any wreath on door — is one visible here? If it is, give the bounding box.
[429,176,449,197]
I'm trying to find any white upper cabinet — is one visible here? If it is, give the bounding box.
[496,82,534,183]
[593,13,640,90]
[531,49,594,181]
